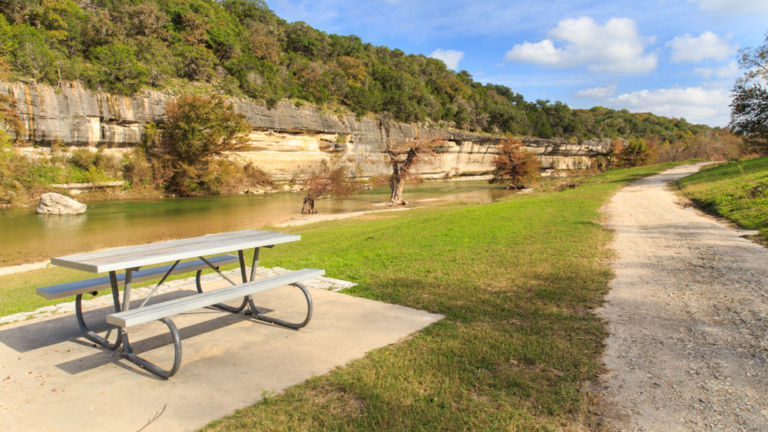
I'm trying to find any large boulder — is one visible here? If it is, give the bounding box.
[36,192,87,215]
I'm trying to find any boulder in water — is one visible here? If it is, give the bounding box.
[36,192,87,215]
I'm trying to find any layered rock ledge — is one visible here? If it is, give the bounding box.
[0,80,611,180]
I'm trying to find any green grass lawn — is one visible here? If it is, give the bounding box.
[0,162,678,430]
[677,156,768,241]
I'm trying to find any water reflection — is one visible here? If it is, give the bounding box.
[0,181,514,266]
[37,214,88,230]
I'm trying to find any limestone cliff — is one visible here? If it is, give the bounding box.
[0,80,611,180]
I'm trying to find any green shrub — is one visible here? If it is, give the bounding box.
[88,42,147,94]
[68,148,98,170]
[122,149,151,187]
[618,137,656,167]
[153,94,255,195]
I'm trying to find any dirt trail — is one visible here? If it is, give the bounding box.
[594,163,768,431]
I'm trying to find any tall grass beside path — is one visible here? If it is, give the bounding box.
[677,156,768,242]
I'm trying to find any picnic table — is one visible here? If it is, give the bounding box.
[38,229,324,379]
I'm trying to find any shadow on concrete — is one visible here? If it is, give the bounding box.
[0,289,288,377]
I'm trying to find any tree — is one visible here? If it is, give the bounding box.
[618,137,656,167]
[385,138,441,206]
[730,33,768,148]
[300,157,361,214]
[89,42,147,94]
[731,83,768,144]
[155,94,251,195]
[488,138,540,189]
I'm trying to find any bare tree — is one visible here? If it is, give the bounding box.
[385,138,443,206]
[301,157,362,214]
[488,138,540,189]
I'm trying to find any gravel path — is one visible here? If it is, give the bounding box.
[593,164,768,431]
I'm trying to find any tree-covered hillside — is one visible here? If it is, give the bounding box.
[0,0,712,141]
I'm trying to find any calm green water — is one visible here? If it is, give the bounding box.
[0,181,514,266]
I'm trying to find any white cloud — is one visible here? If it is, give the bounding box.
[716,61,740,78]
[505,17,657,74]
[693,0,768,15]
[574,84,618,99]
[605,86,731,126]
[695,61,740,79]
[504,40,562,65]
[666,31,736,63]
[429,49,465,70]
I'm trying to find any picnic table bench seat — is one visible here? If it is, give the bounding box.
[107,268,324,328]
[36,254,240,300]
[106,268,323,378]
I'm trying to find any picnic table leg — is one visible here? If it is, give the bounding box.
[193,249,262,313]
[248,247,260,281]
[243,247,313,328]
[74,271,123,350]
[248,282,313,329]
[121,317,182,379]
[118,268,183,379]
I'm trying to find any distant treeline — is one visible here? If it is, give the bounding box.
[0,0,712,142]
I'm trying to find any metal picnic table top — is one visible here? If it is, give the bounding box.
[50,229,301,273]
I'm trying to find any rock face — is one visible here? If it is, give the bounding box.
[1,80,612,180]
[36,192,87,215]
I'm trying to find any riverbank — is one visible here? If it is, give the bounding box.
[0,206,413,276]
[0,179,519,267]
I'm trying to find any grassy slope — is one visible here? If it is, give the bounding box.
[678,156,768,240]
[0,163,676,430]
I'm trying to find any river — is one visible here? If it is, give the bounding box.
[0,180,515,266]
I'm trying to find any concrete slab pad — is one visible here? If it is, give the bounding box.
[0,284,443,431]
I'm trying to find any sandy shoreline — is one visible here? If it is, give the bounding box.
[274,207,410,227]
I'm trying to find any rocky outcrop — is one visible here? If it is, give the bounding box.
[0,79,165,146]
[0,80,612,180]
[36,192,87,215]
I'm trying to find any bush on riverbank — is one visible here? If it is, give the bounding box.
[0,142,125,205]
[129,94,274,196]
[489,137,541,188]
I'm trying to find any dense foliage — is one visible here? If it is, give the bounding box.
[148,93,269,195]
[0,0,712,142]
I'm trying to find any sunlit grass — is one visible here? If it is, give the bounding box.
[200,163,677,431]
[677,156,768,241]
[0,163,678,430]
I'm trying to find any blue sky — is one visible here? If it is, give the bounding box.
[267,0,768,127]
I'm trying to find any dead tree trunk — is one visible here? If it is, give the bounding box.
[389,168,407,206]
[301,196,317,214]
[387,147,418,206]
